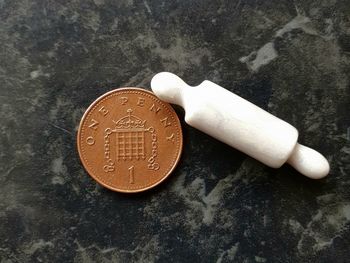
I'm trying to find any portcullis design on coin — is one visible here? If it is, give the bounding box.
[77,88,183,193]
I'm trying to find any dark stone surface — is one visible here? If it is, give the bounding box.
[1,0,350,262]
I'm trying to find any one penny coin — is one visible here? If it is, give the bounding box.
[77,88,183,193]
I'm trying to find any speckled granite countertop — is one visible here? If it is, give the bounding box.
[1,1,350,262]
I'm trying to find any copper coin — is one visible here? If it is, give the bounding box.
[77,88,183,193]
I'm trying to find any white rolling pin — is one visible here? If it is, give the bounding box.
[151,72,330,179]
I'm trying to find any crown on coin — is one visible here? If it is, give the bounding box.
[113,109,146,130]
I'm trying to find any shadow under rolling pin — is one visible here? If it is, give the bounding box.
[151,72,330,179]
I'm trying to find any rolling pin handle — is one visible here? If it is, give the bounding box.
[150,72,187,107]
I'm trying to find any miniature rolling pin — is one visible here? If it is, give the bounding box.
[151,72,329,179]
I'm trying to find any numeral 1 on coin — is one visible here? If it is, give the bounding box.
[129,166,135,184]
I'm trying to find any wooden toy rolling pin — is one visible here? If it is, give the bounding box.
[151,72,329,179]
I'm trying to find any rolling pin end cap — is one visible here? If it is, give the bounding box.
[287,143,330,179]
[151,72,186,106]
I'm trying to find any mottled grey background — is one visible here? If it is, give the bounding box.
[1,0,350,262]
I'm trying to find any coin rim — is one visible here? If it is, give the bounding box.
[77,87,183,193]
